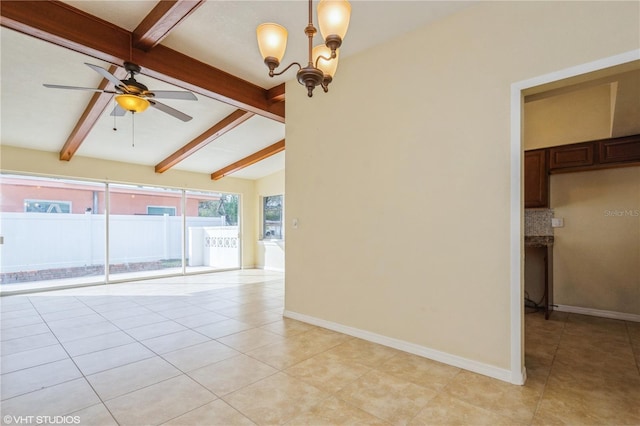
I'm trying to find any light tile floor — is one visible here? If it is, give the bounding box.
[1,270,639,425]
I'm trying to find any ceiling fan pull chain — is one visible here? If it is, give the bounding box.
[113,102,118,132]
[131,112,135,147]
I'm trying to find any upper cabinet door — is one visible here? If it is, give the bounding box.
[524,149,549,208]
[599,135,640,165]
[549,142,595,171]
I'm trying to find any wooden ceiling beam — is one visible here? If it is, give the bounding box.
[267,83,286,104]
[0,1,130,64]
[132,45,284,123]
[133,0,204,51]
[211,139,285,180]
[155,109,255,173]
[59,66,128,161]
[0,0,284,122]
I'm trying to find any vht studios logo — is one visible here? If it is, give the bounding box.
[604,209,640,217]
[3,415,80,425]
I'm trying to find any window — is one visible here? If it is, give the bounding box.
[147,206,176,216]
[262,195,283,239]
[24,199,71,213]
[187,191,241,272]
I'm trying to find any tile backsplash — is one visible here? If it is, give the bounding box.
[525,208,554,236]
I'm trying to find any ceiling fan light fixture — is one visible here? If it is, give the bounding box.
[115,94,150,113]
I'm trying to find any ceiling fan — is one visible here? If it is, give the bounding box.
[44,62,197,122]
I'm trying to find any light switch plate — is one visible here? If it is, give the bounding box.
[551,218,564,228]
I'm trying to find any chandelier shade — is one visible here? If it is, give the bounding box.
[115,94,150,113]
[313,45,339,78]
[256,0,351,97]
[256,23,288,65]
[317,0,351,46]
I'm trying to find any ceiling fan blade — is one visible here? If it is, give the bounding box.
[151,91,197,101]
[110,105,127,117]
[85,63,123,88]
[149,100,193,122]
[43,83,114,93]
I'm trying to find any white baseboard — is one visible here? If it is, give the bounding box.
[255,265,284,273]
[554,304,640,322]
[283,310,522,385]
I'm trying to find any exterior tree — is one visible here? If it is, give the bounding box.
[197,194,238,225]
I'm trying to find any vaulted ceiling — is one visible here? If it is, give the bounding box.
[1,0,473,180]
[4,1,636,182]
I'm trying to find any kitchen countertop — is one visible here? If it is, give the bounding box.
[525,235,554,247]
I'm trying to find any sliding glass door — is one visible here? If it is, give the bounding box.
[1,174,242,293]
[0,174,106,291]
[185,191,241,273]
[107,184,184,281]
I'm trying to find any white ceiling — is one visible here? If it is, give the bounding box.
[65,1,475,88]
[0,1,474,180]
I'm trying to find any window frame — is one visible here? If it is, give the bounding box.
[261,194,284,240]
[146,205,177,216]
[24,199,72,213]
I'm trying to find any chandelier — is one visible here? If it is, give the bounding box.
[256,0,351,97]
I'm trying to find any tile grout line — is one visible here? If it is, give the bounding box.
[625,321,640,376]
[527,312,569,425]
[30,292,237,424]
[5,274,581,425]
[121,284,291,424]
[56,290,290,423]
[206,325,362,424]
[9,295,123,426]
[411,368,520,424]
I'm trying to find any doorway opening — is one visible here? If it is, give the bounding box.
[510,50,640,384]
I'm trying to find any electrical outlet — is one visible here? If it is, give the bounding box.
[551,218,564,228]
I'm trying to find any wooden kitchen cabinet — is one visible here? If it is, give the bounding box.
[599,134,640,165]
[549,141,594,170]
[547,134,640,173]
[524,149,549,208]
[524,134,639,208]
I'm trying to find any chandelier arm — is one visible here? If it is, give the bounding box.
[314,54,334,69]
[271,62,303,77]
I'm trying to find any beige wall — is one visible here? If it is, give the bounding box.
[524,84,613,150]
[0,146,258,268]
[285,1,639,375]
[256,169,285,201]
[551,167,640,315]
[255,169,285,271]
